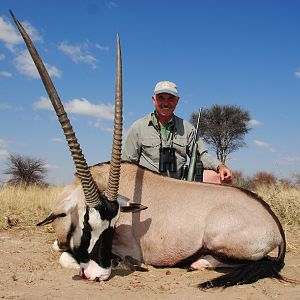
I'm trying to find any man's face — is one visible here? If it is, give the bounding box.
[152,93,179,120]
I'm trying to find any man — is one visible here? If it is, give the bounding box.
[122,81,232,183]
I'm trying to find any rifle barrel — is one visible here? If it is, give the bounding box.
[187,108,202,181]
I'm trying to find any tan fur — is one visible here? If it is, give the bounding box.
[52,162,282,267]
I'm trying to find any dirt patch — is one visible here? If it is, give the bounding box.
[0,228,299,300]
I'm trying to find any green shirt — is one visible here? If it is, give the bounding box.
[150,112,174,140]
[122,112,220,178]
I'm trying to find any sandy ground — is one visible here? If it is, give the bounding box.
[0,228,299,300]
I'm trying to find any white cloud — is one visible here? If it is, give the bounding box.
[283,156,300,162]
[33,115,42,121]
[0,103,11,109]
[33,96,53,110]
[96,44,109,52]
[14,50,61,78]
[65,98,114,120]
[58,42,97,69]
[15,106,23,111]
[0,17,42,51]
[248,119,262,126]
[44,163,59,170]
[0,138,11,148]
[21,21,43,42]
[50,137,64,143]
[14,50,38,77]
[106,1,119,9]
[34,96,114,120]
[0,18,59,79]
[0,16,22,48]
[0,149,9,159]
[0,103,23,111]
[44,60,62,78]
[275,156,300,166]
[93,121,113,133]
[254,139,276,153]
[102,127,113,133]
[254,140,270,148]
[295,69,300,78]
[0,71,12,78]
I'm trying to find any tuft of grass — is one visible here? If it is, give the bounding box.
[254,183,300,253]
[254,183,300,226]
[0,185,62,229]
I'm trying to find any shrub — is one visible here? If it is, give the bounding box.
[4,153,48,187]
[252,171,277,186]
[232,170,253,190]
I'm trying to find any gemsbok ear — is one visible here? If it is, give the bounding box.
[36,213,67,226]
[120,203,148,213]
[117,195,147,213]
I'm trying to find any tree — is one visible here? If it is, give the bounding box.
[4,153,48,186]
[190,105,251,164]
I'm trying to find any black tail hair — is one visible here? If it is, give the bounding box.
[199,239,286,289]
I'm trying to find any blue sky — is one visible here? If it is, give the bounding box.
[0,0,299,185]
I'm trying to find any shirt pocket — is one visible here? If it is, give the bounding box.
[173,138,188,158]
[141,138,161,164]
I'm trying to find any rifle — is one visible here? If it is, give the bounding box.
[186,108,203,181]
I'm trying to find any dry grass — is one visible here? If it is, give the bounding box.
[0,185,62,229]
[254,183,300,226]
[253,183,300,253]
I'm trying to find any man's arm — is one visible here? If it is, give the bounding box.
[196,138,220,171]
[121,125,141,162]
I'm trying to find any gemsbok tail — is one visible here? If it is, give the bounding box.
[199,223,286,289]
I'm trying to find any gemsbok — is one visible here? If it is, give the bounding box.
[12,11,287,289]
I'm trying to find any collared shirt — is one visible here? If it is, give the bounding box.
[150,112,174,140]
[121,112,220,178]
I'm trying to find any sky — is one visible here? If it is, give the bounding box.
[0,0,300,185]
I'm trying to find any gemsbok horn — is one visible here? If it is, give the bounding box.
[10,10,136,281]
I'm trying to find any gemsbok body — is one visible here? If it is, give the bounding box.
[11,11,286,288]
[51,162,286,288]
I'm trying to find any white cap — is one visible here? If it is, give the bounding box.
[153,81,179,97]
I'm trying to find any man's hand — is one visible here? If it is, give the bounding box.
[218,164,232,183]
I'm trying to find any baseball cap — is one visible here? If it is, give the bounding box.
[153,81,179,97]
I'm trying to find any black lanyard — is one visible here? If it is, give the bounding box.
[154,111,175,148]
